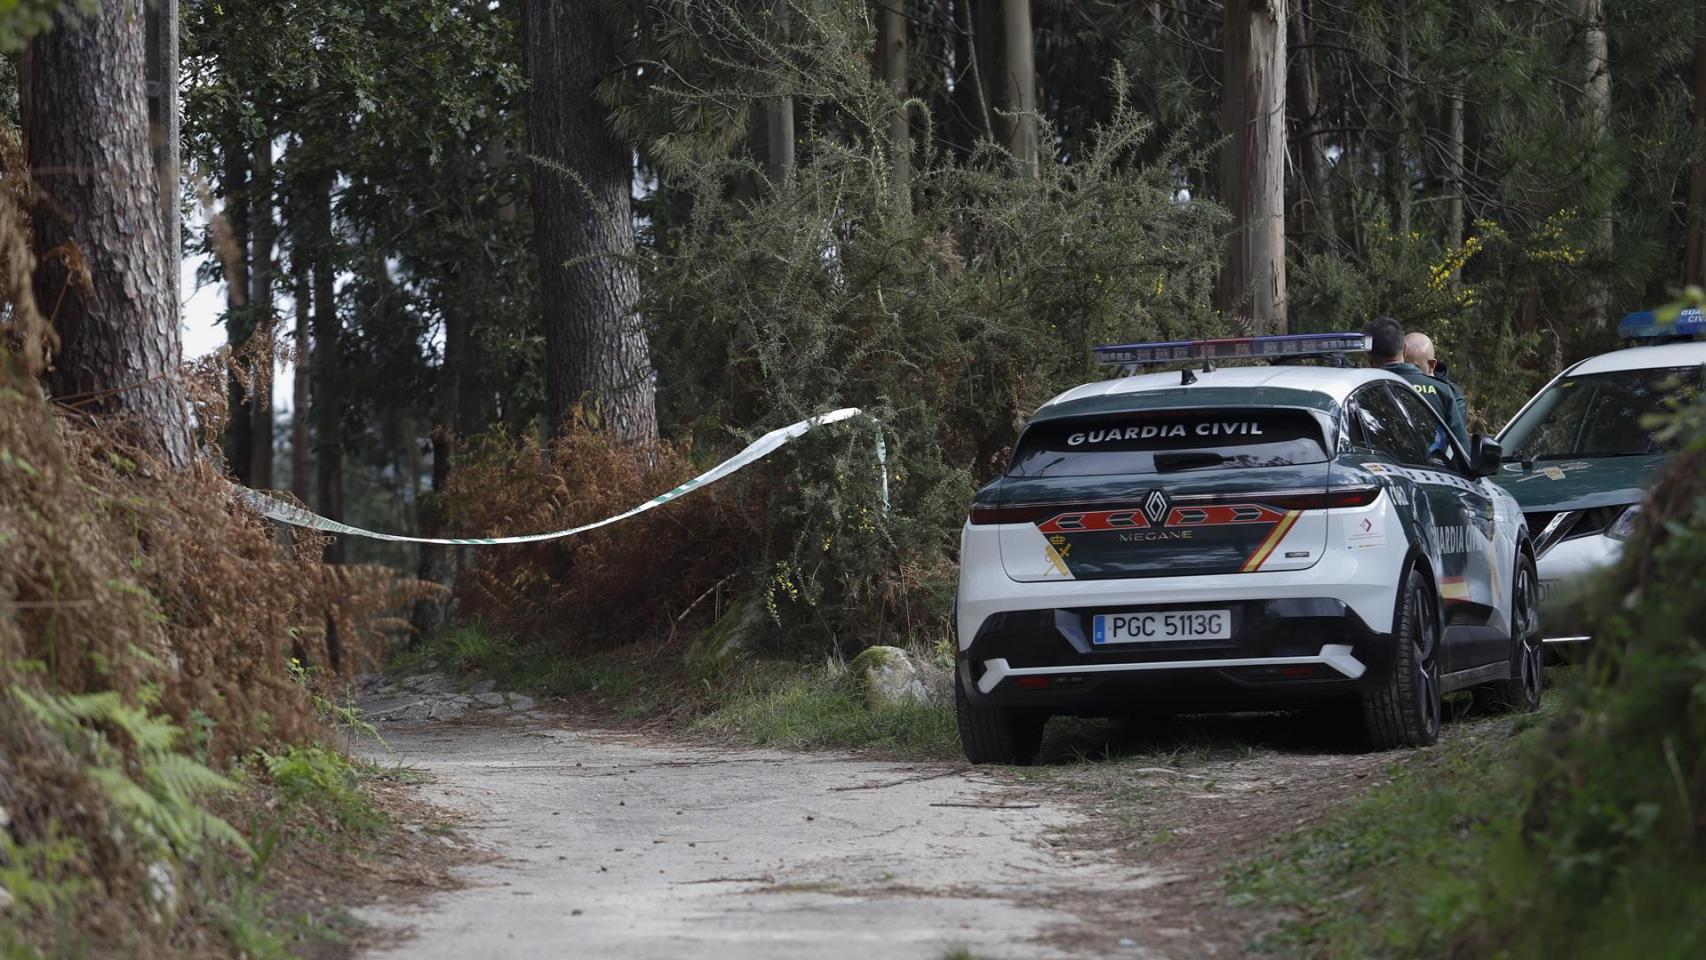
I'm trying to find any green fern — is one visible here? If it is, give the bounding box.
[12,688,252,858]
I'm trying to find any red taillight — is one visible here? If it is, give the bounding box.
[1263,486,1381,511]
[969,504,1061,525]
[969,486,1379,526]
[1014,677,1051,690]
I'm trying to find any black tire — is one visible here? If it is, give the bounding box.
[1361,569,1442,749]
[1477,554,1543,714]
[955,667,1047,765]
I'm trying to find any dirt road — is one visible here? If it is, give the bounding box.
[354,687,1398,959]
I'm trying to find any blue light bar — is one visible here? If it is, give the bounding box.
[1617,307,1705,341]
[1093,332,1372,366]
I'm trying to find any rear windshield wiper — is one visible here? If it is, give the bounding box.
[1155,451,1230,473]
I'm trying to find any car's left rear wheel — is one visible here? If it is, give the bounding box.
[955,668,1047,766]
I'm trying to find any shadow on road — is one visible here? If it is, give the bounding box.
[1034,690,1501,767]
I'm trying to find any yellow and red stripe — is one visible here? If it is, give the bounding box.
[1240,510,1302,573]
[1439,576,1471,603]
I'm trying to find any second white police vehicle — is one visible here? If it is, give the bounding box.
[955,334,1539,764]
[1496,307,1706,646]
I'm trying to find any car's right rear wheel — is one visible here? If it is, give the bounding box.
[1476,554,1543,714]
[955,667,1046,765]
[1361,569,1442,749]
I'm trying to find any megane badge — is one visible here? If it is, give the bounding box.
[1143,489,1171,525]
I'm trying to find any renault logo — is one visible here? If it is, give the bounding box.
[1143,489,1170,525]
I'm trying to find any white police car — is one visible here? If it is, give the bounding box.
[1496,308,1706,646]
[955,334,1538,764]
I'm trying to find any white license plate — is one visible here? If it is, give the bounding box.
[1092,610,1232,645]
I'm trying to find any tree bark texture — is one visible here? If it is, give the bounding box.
[767,97,795,186]
[145,0,179,317]
[1446,86,1466,289]
[222,145,253,482]
[23,0,193,467]
[1286,0,1332,248]
[1384,0,1413,236]
[411,286,467,642]
[1218,0,1289,333]
[1000,0,1037,173]
[1579,0,1612,328]
[250,134,277,489]
[878,0,910,195]
[522,0,658,443]
[309,174,343,564]
[290,258,311,503]
[1687,0,1706,286]
[946,0,993,157]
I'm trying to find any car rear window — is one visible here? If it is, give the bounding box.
[1008,409,1329,478]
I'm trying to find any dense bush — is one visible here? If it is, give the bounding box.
[437,68,1227,660]
[437,418,753,647]
[638,72,1226,654]
[1442,388,1706,956]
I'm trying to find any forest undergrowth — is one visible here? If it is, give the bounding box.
[0,131,438,958]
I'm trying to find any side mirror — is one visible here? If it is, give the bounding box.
[1469,435,1503,478]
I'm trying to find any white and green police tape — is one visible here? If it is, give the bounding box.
[239,407,885,544]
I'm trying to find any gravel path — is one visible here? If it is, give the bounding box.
[352,682,1403,959]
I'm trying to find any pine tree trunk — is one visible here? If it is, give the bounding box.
[878,0,910,196]
[946,0,993,157]
[144,0,179,321]
[222,146,253,482]
[411,270,469,642]
[1000,0,1037,173]
[1217,0,1289,333]
[522,0,658,443]
[309,174,343,562]
[1286,0,1332,248]
[767,97,795,186]
[23,0,192,467]
[1446,86,1466,289]
[1687,0,1706,286]
[249,134,276,489]
[1385,0,1413,236]
[1580,0,1612,328]
[290,258,311,503]
[309,172,342,671]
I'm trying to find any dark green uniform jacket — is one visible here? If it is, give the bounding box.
[1383,362,1471,450]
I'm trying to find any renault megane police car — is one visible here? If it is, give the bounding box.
[955,334,1539,764]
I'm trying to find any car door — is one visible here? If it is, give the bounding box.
[1385,383,1507,669]
[1345,385,1472,667]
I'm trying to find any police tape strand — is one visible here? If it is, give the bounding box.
[237,407,887,544]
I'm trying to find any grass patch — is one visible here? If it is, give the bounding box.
[694,660,959,761]
[394,624,961,760]
[1229,714,1545,958]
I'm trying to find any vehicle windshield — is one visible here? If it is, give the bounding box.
[1008,409,1328,478]
[1501,365,1704,461]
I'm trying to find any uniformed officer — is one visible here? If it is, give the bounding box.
[1364,317,1471,450]
[1403,332,1470,448]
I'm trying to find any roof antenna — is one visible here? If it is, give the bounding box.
[1180,367,1198,386]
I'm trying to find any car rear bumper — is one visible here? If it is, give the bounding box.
[957,597,1397,713]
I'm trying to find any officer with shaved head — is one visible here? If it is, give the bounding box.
[1403,332,1470,449]
[1364,318,1472,450]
